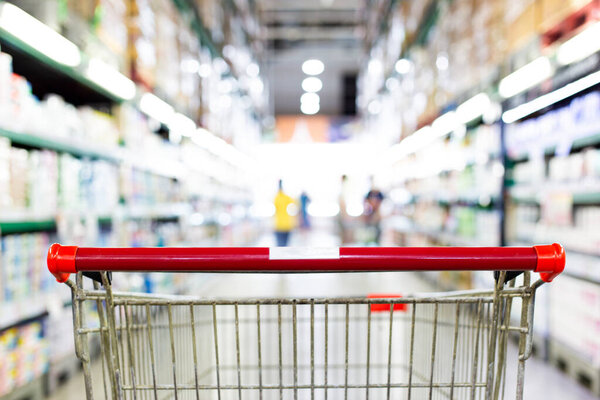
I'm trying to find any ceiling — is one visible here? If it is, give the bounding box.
[256,0,365,115]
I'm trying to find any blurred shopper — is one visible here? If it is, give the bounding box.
[299,191,311,229]
[338,175,353,244]
[364,180,384,245]
[273,180,295,246]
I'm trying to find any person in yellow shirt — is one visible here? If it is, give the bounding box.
[273,179,296,246]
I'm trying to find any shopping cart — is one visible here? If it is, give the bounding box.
[47,243,565,400]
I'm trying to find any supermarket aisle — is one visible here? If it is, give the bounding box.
[47,229,596,400]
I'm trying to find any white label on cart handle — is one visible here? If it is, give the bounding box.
[269,247,340,260]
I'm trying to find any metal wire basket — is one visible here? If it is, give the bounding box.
[48,244,565,400]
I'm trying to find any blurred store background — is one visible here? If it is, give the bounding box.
[0,0,599,399]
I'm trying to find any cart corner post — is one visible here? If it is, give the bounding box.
[533,243,566,282]
[47,243,78,283]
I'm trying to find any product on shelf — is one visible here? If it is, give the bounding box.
[0,322,48,396]
[505,91,600,158]
[550,275,600,367]
[1,233,51,302]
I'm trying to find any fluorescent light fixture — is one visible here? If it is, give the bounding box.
[395,58,411,74]
[0,2,81,67]
[502,69,600,123]
[385,77,400,91]
[436,53,449,71]
[368,59,383,75]
[246,62,260,77]
[301,92,320,105]
[302,59,324,75]
[302,77,323,92]
[139,93,174,125]
[431,111,459,137]
[499,57,553,98]
[456,93,490,123]
[182,59,199,73]
[85,58,136,100]
[556,22,600,65]
[193,127,245,165]
[168,112,196,136]
[386,125,436,162]
[301,101,319,115]
[198,63,211,78]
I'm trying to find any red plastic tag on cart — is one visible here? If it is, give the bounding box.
[367,294,407,313]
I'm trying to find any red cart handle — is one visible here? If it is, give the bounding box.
[47,243,565,284]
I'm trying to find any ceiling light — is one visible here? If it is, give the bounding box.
[556,22,600,65]
[502,69,600,123]
[85,58,136,100]
[499,57,553,98]
[139,93,174,125]
[302,77,323,92]
[302,59,324,75]
[456,93,490,123]
[301,101,320,115]
[246,62,260,77]
[0,2,81,67]
[395,58,411,74]
[301,92,320,105]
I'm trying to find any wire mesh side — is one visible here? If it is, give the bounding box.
[71,274,535,400]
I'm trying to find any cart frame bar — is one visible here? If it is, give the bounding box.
[48,243,565,283]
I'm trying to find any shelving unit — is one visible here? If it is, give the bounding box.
[0,2,263,398]
[364,0,600,394]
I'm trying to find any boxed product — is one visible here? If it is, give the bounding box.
[505,0,543,53]
[0,52,12,124]
[540,0,595,31]
[0,322,49,396]
[8,148,28,211]
[0,138,10,209]
[129,0,157,87]
[549,275,600,366]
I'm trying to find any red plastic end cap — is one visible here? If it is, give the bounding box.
[47,243,78,283]
[367,294,407,313]
[534,243,565,282]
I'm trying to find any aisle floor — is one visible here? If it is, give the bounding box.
[47,229,597,400]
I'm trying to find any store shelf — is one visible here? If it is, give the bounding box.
[392,223,495,246]
[0,128,119,161]
[508,131,600,162]
[412,193,500,208]
[0,128,186,179]
[0,294,48,331]
[0,29,122,105]
[510,187,600,205]
[0,204,192,234]
[0,376,44,400]
[172,0,219,57]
